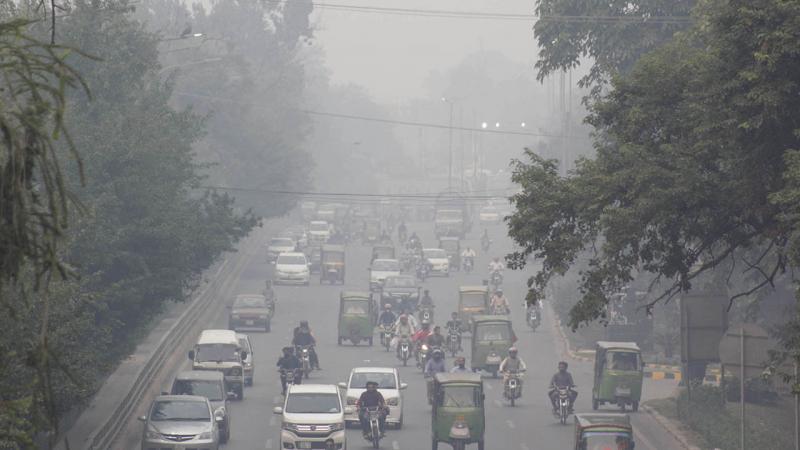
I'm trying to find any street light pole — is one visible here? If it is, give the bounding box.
[447,101,454,191]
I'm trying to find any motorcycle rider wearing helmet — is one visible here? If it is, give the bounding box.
[426,325,446,349]
[292,321,321,370]
[490,289,510,314]
[420,290,434,308]
[392,315,415,358]
[445,312,463,350]
[424,349,447,375]
[549,361,577,413]
[378,304,397,327]
[357,381,388,438]
[488,257,504,273]
[500,347,527,393]
[450,356,470,373]
[276,346,301,395]
[481,229,490,247]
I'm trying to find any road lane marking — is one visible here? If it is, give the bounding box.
[392,440,400,450]
[506,419,515,429]
[265,438,273,449]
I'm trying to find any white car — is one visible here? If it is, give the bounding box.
[308,220,331,244]
[273,252,310,285]
[479,206,500,223]
[340,367,407,429]
[369,259,401,291]
[267,237,296,262]
[423,248,450,276]
[273,384,348,450]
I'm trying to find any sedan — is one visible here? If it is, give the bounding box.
[266,237,296,263]
[381,275,421,311]
[273,252,310,285]
[369,259,401,291]
[228,294,272,332]
[138,395,223,450]
[339,367,407,429]
[423,248,450,276]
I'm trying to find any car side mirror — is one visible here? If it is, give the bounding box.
[137,415,147,422]
[400,383,408,390]
[338,382,347,389]
[344,406,356,415]
[273,406,283,415]
[240,351,248,360]
[187,350,195,360]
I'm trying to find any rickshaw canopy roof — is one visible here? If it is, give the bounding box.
[575,413,632,432]
[459,286,489,294]
[434,373,483,385]
[596,341,640,352]
[340,291,371,301]
[322,244,346,253]
[471,315,511,324]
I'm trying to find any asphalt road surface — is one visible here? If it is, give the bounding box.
[143,220,684,450]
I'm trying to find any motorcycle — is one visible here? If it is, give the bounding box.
[296,345,313,379]
[397,336,411,366]
[489,270,503,289]
[553,386,575,425]
[279,368,302,394]
[447,329,461,357]
[503,371,524,406]
[398,228,407,244]
[416,262,429,281]
[363,406,385,449]
[462,257,474,273]
[526,307,540,331]
[491,303,509,315]
[416,343,430,370]
[379,325,393,351]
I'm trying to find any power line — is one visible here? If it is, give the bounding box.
[173,91,580,138]
[198,185,509,200]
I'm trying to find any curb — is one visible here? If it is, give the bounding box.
[546,303,593,363]
[640,404,702,450]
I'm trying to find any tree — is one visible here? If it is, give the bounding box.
[509,0,800,329]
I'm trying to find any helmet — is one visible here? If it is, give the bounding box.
[384,303,392,309]
[432,349,444,358]
[508,347,518,355]
[300,320,309,327]
[558,361,568,369]
[366,381,378,388]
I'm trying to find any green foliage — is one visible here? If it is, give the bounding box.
[509,0,800,329]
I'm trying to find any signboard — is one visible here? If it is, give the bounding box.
[680,291,728,363]
[718,324,774,379]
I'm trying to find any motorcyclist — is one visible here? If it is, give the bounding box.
[488,257,505,273]
[419,290,434,308]
[292,321,321,370]
[490,289,510,314]
[276,346,301,395]
[500,347,527,393]
[426,325,446,349]
[396,307,419,330]
[450,356,469,373]
[378,304,397,327]
[526,301,542,326]
[357,381,387,438]
[549,361,578,413]
[461,246,476,269]
[408,232,422,251]
[424,349,447,375]
[445,312,462,350]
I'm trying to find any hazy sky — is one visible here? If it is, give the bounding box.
[310,0,538,104]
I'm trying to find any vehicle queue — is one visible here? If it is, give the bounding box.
[137,200,641,450]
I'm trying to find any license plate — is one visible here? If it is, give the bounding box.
[246,320,254,325]
[487,356,501,364]
[616,387,631,396]
[297,442,313,449]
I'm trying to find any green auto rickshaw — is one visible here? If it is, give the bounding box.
[320,244,346,284]
[431,373,485,450]
[574,413,635,450]
[470,315,515,378]
[439,237,461,271]
[458,286,489,333]
[337,291,375,346]
[592,342,644,412]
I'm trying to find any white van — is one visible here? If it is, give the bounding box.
[188,329,246,399]
[273,384,350,449]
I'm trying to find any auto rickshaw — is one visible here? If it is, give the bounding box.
[337,291,375,346]
[431,373,485,450]
[439,237,461,271]
[363,218,381,244]
[470,315,515,378]
[308,246,322,274]
[458,286,489,332]
[371,244,395,262]
[320,244,346,284]
[592,342,644,412]
[574,413,635,450]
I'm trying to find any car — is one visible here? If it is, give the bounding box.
[273,384,348,450]
[138,395,223,450]
[308,220,331,245]
[281,225,308,249]
[168,371,231,443]
[380,275,421,310]
[274,252,311,285]
[228,294,272,332]
[479,206,500,223]
[423,248,450,276]
[188,329,246,400]
[339,367,407,429]
[369,258,401,291]
[266,237,296,262]
[236,333,255,386]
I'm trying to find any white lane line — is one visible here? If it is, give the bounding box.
[520,443,531,450]
[269,416,277,426]
[506,419,515,429]
[392,440,400,450]
[265,438,273,449]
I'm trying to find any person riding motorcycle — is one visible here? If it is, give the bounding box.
[450,356,469,373]
[378,304,397,327]
[396,308,419,330]
[392,315,415,358]
[357,381,388,439]
[424,349,447,375]
[445,312,463,350]
[276,346,301,395]
[420,290,434,308]
[549,361,578,413]
[490,289,510,314]
[488,257,505,273]
[426,325,446,349]
[407,232,422,251]
[500,347,527,394]
[461,246,476,269]
[292,321,321,370]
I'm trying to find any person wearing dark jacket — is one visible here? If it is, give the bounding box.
[292,320,321,370]
[276,347,301,394]
[357,381,387,437]
[548,361,577,412]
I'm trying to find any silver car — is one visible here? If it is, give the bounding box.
[169,371,231,443]
[139,395,223,450]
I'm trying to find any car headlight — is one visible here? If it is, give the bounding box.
[145,429,162,440]
[197,431,213,440]
[329,422,344,431]
[386,397,399,406]
[346,396,358,405]
[227,367,242,376]
[258,314,268,319]
[282,422,299,431]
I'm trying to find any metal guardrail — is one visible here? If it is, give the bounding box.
[85,247,246,449]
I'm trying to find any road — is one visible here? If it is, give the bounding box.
[139,220,685,450]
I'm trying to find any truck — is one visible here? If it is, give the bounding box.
[434,192,471,238]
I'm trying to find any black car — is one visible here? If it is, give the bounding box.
[228,294,272,332]
[380,275,421,311]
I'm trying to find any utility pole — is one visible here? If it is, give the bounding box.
[448,101,454,191]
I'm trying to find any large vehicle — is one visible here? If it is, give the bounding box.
[458,286,489,332]
[470,316,514,378]
[574,414,635,450]
[139,395,223,450]
[338,291,376,346]
[188,330,247,399]
[339,367,407,429]
[273,384,349,450]
[434,192,471,238]
[431,373,485,450]
[320,244,346,284]
[592,342,644,412]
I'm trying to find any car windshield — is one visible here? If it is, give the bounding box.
[150,400,210,421]
[424,249,446,259]
[607,351,640,371]
[350,372,397,389]
[171,380,224,401]
[284,393,341,414]
[460,293,486,308]
[234,296,267,308]
[373,260,399,271]
[270,238,294,247]
[475,323,511,342]
[439,386,481,408]
[582,432,634,449]
[309,222,328,231]
[195,344,239,362]
[436,210,461,220]
[277,254,307,265]
[343,301,368,314]
[385,277,415,288]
